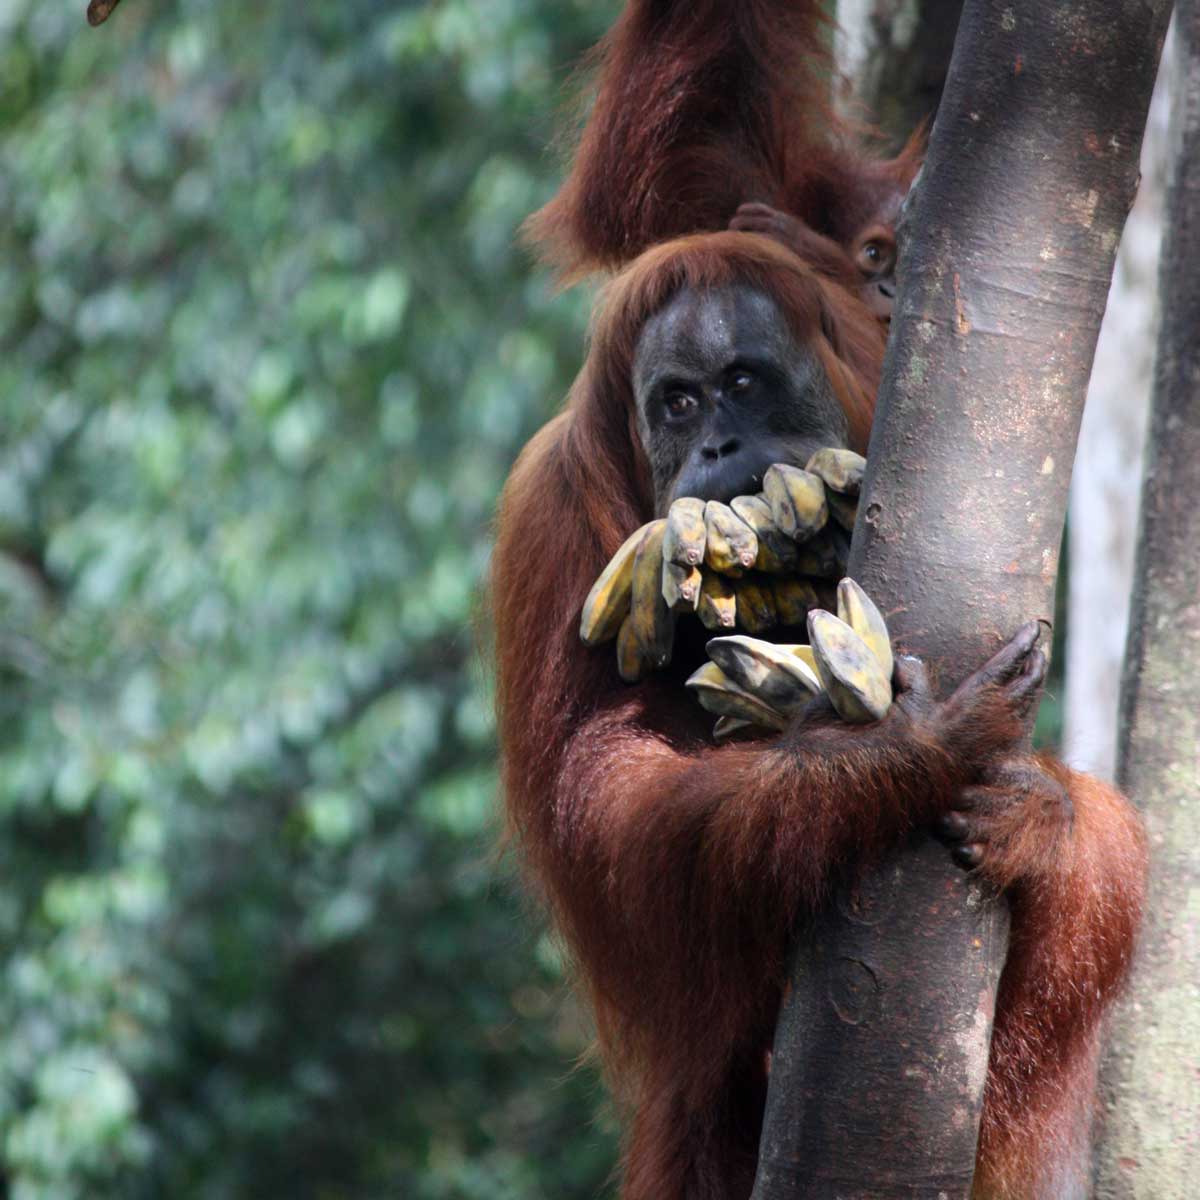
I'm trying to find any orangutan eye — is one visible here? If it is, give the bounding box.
[665,392,697,418]
[856,238,895,278]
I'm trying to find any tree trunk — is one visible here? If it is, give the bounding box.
[1093,6,1200,1193]
[751,3,1170,1197]
[835,0,965,141]
[1063,39,1173,781]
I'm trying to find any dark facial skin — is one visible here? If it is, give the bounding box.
[632,285,849,511]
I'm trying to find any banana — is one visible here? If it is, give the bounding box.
[836,577,893,680]
[685,662,787,731]
[712,715,754,741]
[706,635,822,717]
[687,661,725,688]
[663,497,707,568]
[807,609,892,723]
[790,643,819,675]
[830,526,851,571]
[806,448,866,495]
[704,500,758,575]
[826,490,858,532]
[734,575,777,634]
[730,495,798,573]
[629,519,674,668]
[579,523,652,646]
[616,615,651,683]
[763,464,828,542]
[771,577,818,627]
[662,561,703,611]
[698,571,737,630]
[794,526,849,579]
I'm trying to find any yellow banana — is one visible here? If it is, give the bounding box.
[826,490,858,532]
[616,615,651,683]
[806,448,866,495]
[712,715,753,741]
[836,577,893,681]
[662,561,702,611]
[790,644,819,675]
[771,577,818,627]
[704,500,758,575]
[629,519,674,668]
[698,572,737,630]
[685,662,787,731]
[663,497,707,568]
[705,635,822,718]
[730,495,798,573]
[763,463,828,542]
[734,575,777,634]
[794,527,848,579]
[579,523,651,646]
[807,609,892,723]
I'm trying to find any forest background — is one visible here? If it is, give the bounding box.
[0,1,1160,1197]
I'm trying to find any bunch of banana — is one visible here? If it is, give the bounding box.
[686,578,894,735]
[579,448,866,681]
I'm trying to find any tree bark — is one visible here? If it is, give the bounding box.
[835,0,965,141]
[1063,41,1173,782]
[751,3,1170,1197]
[1093,6,1200,1193]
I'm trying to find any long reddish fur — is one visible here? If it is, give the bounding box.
[497,3,1147,1196]
[493,232,1144,1198]
[526,0,922,281]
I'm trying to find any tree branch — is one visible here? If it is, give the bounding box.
[753,2,1171,1195]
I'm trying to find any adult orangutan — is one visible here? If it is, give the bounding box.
[492,3,1146,1197]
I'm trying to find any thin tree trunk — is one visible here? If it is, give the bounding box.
[1093,5,1200,1193]
[835,0,965,140]
[751,3,1170,1197]
[1063,40,1173,781]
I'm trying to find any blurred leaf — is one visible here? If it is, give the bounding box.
[0,0,617,1196]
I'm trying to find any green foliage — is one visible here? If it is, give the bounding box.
[0,1,617,1195]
